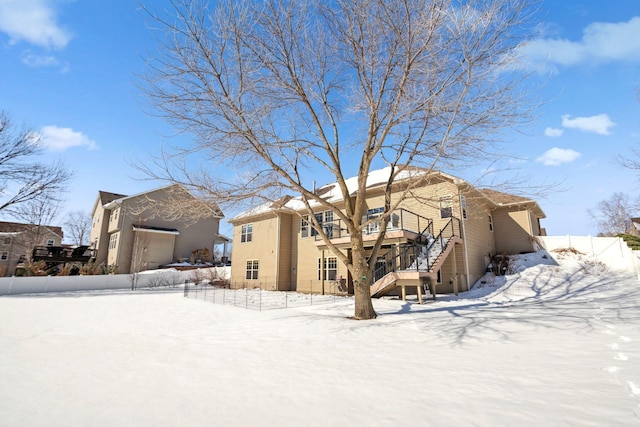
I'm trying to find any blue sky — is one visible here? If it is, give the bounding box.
[0,0,639,237]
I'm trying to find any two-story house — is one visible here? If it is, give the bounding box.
[89,184,227,274]
[0,221,64,276]
[228,167,546,298]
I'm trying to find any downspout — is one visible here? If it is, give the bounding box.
[321,249,325,295]
[459,191,470,291]
[275,212,281,291]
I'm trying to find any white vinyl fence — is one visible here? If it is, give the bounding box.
[0,267,230,296]
[538,235,640,278]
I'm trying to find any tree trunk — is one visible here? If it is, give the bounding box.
[351,236,377,320]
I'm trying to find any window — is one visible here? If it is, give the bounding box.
[460,195,467,220]
[46,239,55,246]
[489,214,494,232]
[3,237,10,245]
[322,211,334,237]
[364,207,384,234]
[245,260,259,280]
[302,211,334,238]
[109,233,118,250]
[0,251,8,260]
[440,196,453,219]
[301,216,310,238]
[241,224,253,243]
[436,269,442,284]
[318,257,337,281]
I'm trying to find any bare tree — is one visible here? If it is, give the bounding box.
[10,199,62,266]
[64,210,92,246]
[0,111,73,215]
[588,192,638,236]
[140,0,537,319]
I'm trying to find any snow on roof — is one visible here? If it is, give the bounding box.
[231,166,431,222]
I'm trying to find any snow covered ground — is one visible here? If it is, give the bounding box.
[1,250,639,426]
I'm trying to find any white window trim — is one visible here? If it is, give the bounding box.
[440,196,453,219]
[241,224,253,243]
[245,259,259,280]
[318,256,338,281]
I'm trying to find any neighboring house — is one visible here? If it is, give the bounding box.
[0,221,64,277]
[630,218,640,237]
[228,167,546,297]
[89,184,228,274]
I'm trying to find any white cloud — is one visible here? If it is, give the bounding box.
[39,126,98,151]
[561,114,615,135]
[536,147,581,166]
[544,127,564,137]
[516,16,640,72]
[0,0,72,49]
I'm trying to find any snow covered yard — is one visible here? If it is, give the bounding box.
[1,251,639,426]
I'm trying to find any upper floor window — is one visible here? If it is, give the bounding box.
[241,224,253,243]
[440,196,453,219]
[460,195,467,220]
[0,251,8,260]
[364,207,384,234]
[302,211,334,238]
[489,214,494,232]
[2,237,10,245]
[301,216,310,238]
[46,239,55,246]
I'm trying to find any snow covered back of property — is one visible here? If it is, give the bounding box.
[1,249,639,426]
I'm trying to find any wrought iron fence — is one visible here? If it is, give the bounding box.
[184,282,348,311]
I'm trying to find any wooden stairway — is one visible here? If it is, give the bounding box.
[370,236,463,300]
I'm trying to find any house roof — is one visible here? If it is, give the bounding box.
[0,221,64,238]
[230,166,435,222]
[132,224,180,235]
[479,188,546,218]
[99,191,128,205]
[102,184,224,218]
[230,166,546,223]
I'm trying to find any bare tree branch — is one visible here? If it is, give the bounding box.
[0,111,73,216]
[64,211,92,246]
[138,0,538,319]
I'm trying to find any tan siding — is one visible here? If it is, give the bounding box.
[294,215,325,293]
[277,214,293,290]
[230,215,280,289]
[493,208,535,254]
[131,232,176,271]
[459,192,496,287]
[530,211,541,236]
[230,175,543,295]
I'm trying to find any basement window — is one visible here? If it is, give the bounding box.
[246,260,259,280]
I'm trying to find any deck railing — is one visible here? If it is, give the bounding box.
[371,217,461,283]
[314,208,433,241]
[31,245,94,263]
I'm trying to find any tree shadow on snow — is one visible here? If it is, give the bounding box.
[374,268,640,346]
